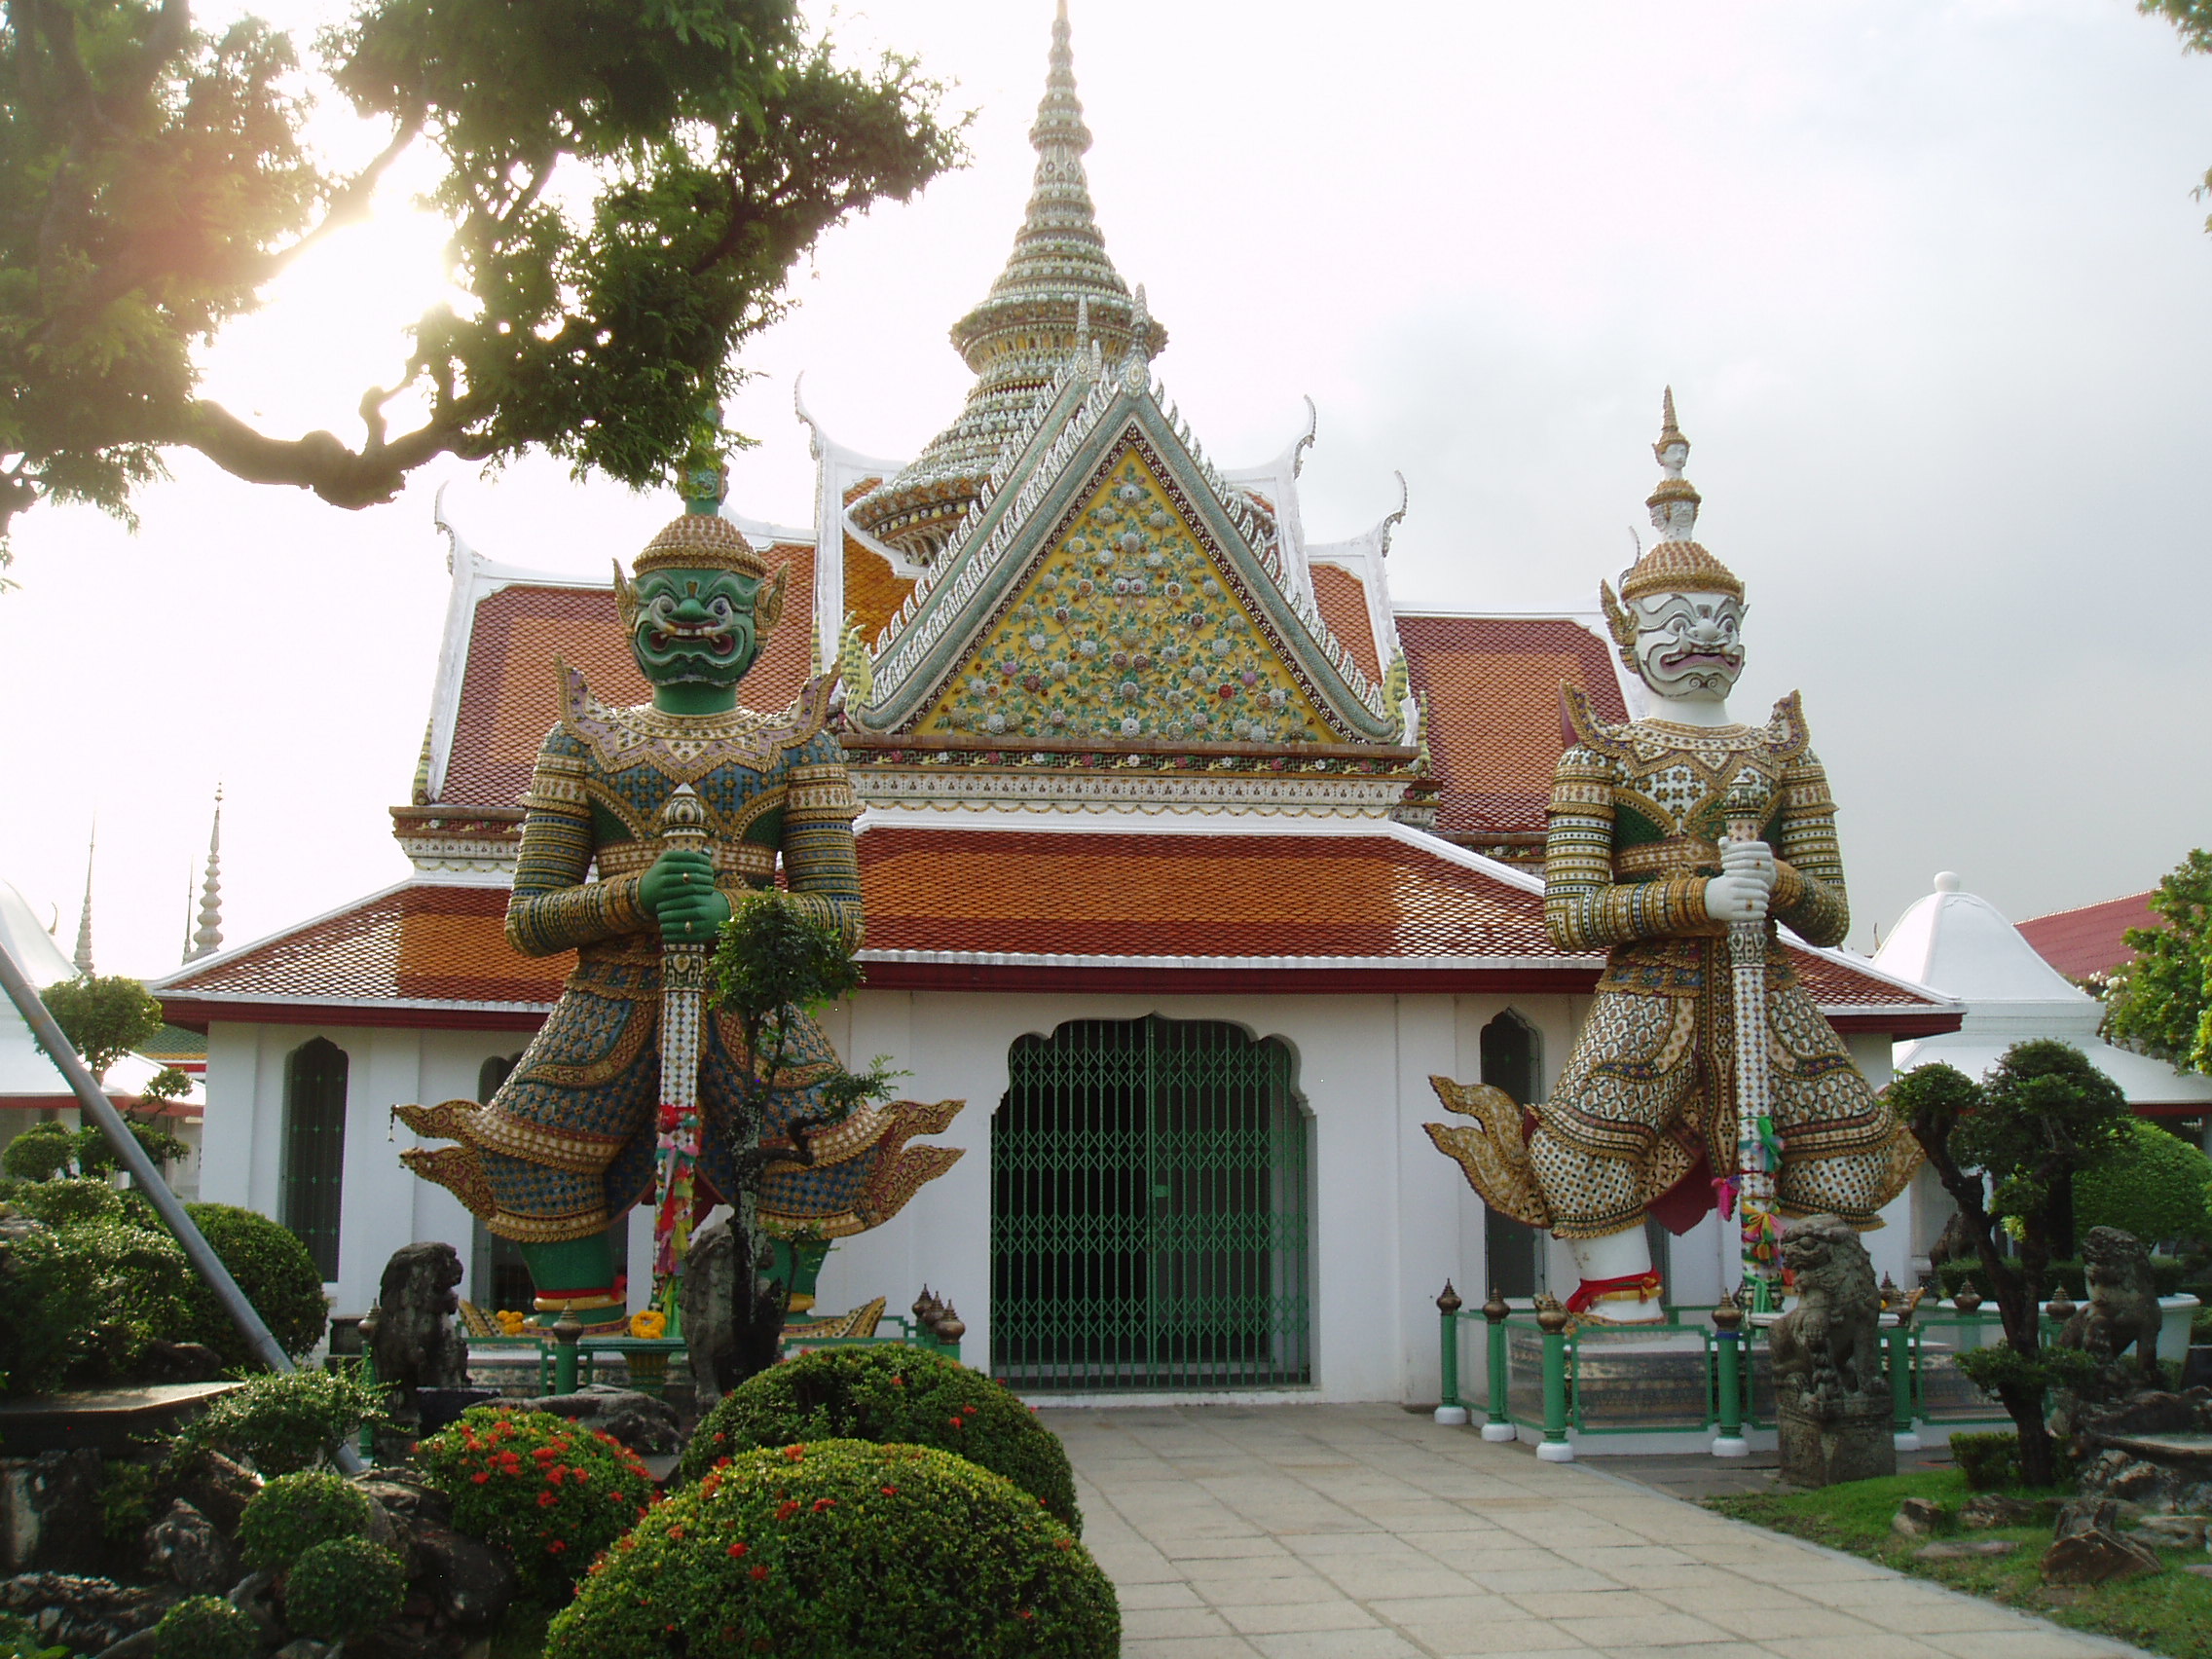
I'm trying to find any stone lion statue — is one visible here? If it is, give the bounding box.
[370,1240,470,1430]
[1768,1213,1885,1410]
[2060,1227,2162,1383]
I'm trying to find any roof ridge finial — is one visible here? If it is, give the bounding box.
[189,785,225,962]
[73,820,94,977]
[1644,387,1700,543]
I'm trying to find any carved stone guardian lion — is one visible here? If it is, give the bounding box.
[1769,1213,1896,1486]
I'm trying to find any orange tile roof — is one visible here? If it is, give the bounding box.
[2016,892,2161,979]
[1310,565,1381,684]
[1398,615,1627,838]
[858,828,1554,960]
[440,549,817,808]
[156,835,1952,1033]
[845,535,915,646]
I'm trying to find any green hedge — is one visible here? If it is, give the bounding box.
[239,1471,375,1573]
[681,1346,1080,1530]
[549,1440,1118,1659]
[1935,1255,2188,1302]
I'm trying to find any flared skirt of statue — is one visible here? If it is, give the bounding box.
[398,948,960,1244]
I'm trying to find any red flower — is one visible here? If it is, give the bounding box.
[667,1526,685,1541]
[715,1456,733,1469]
[546,1539,567,1554]
[947,1418,964,1429]
[726,1541,750,1559]
[782,1446,805,1462]
[470,1472,490,1486]
[879,1486,898,1496]
[749,1565,768,1581]
[775,1500,799,1521]
[891,1377,904,1386]
[811,1498,834,1513]
[537,1492,558,1508]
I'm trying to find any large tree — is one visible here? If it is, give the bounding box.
[2102,848,2212,1074]
[0,0,962,574]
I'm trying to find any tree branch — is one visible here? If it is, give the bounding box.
[178,396,483,508]
[260,111,424,279]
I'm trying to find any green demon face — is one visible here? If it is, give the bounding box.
[629,567,761,687]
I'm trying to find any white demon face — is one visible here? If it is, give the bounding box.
[1630,589,1746,702]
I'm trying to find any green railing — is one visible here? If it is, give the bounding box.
[1435,1287,2013,1457]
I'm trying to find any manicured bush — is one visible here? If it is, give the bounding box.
[283,1536,406,1643]
[177,1203,328,1367]
[418,1408,659,1599]
[237,1470,375,1573]
[0,1218,98,1394]
[9,1177,128,1227]
[152,1594,258,1659]
[0,1123,76,1183]
[548,1440,1118,1659]
[1936,1255,2188,1302]
[169,1369,389,1477]
[682,1345,1081,1530]
[1947,1431,2020,1492]
[2075,1119,2212,1247]
[59,1217,197,1383]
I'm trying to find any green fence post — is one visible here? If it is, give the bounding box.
[1535,1306,1573,1462]
[552,1309,582,1396]
[1887,1303,1920,1453]
[1711,1300,1748,1458]
[1434,1282,1468,1424]
[1481,1290,1516,1443]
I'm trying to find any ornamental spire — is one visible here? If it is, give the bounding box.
[1644,386,1700,544]
[72,824,94,977]
[188,787,225,962]
[1608,387,1742,609]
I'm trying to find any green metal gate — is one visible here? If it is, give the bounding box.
[991,1016,1312,1391]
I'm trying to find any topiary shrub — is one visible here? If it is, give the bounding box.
[1936,1255,2188,1302]
[168,1369,390,1477]
[0,1123,77,1183]
[2075,1119,2212,1247]
[548,1440,1118,1659]
[177,1204,328,1368]
[681,1345,1080,1530]
[237,1469,374,1573]
[418,1408,658,1599]
[1948,1431,2020,1492]
[0,1218,98,1394]
[9,1177,128,1228]
[283,1536,406,1643]
[54,1216,196,1384]
[152,1594,258,1659]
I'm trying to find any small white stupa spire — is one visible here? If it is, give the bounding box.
[188,787,225,962]
[72,824,95,977]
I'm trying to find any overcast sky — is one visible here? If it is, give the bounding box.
[4,0,2209,980]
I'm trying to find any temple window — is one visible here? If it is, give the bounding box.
[279,1037,349,1280]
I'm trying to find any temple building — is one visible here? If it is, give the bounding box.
[152,8,1955,1402]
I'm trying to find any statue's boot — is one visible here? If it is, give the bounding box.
[524,1235,630,1334]
[1567,1228,1666,1323]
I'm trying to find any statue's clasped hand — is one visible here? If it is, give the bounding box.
[640,848,732,942]
[1707,838,1777,924]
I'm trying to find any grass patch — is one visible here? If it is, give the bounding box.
[1707,1468,2212,1659]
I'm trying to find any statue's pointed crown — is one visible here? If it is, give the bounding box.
[630,512,770,580]
[1613,387,1743,605]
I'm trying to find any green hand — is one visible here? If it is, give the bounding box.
[640,847,732,942]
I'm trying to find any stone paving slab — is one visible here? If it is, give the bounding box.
[1040,1405,2156,1659]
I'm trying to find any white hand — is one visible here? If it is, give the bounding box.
[1709,839,1776,923]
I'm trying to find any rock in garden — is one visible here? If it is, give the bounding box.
[0,1451,106,1575]
[1915,1539,2018,1562]
[2129,1514,2208,1548]
[2043,1498,2163,1586]
[142,1499,237,1594]
[137,1341,225,1383]
[412,1525,514,1629]
[0,1572,182,1652]
[1892,1496,1949,1537]
[1961,1493,2043,1530]
[521,1386,679,1455]
[161,1449,260,1533]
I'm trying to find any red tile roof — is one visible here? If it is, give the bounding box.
[1310,565,1382,685]
[1397,615,1627,839]
[2016,893,2161,980]
[440,550,817,809]
[846,536,916,647]
[156,832,1952,1034]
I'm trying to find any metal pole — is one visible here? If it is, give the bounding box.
[0,934,363,1471]
[1482,1289,1515,1443]
[1433,1282,1467,1425]
[1535,1306,1573,1462]
[1711,1301,1747,1457]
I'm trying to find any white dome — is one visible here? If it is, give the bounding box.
[1874,876,2085,1005]
[0,879,75,986]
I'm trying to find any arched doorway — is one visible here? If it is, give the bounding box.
[991,1015,1312,1391]
[280,1037,349,1281]
[1480,1011,1543,1300]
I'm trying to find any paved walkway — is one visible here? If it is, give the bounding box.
[1041,1404,2149,1659]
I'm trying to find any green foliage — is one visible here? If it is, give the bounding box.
[2076,1120,2212,1244]
[1947,1431,2021,1493]
[0,0,964,560]
[152,1594,258,1659]
[713,892,865,1020]
[0,1216,96,1393]
[10,1175,129,1227]
[1957,1341,2102,1401]
[0,1613,67,1659]
[97,1458,159,1545]
[1964,1042,2132,1225]
[175,1203,329,1369]
[2103,850,2212,1074]
[548,1439,1119,1659]
[682,1344,1081,1530]
[237,1469,374,1573]
[74,1118,190,1177]
[38,977,166,1082]
[169,1369,388,1477]
[1936,1254,2190,1301]
[1,1123,76,1182]
[283,1536,406,1643]
[417,1408,659,1599]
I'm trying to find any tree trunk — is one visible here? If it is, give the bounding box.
[729,1187,787,1385]
[2001,1382,2058,1487]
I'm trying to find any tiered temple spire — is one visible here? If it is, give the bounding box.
[188,787,224,962]
[71,826,94,976]
[848,1,1163,563]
